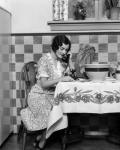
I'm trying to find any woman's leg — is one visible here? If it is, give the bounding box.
[33,134,42,147]
[33,129,47,149]
[38,129,47,149]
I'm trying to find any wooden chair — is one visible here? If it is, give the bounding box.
[17,61,43,150]
[18,61,84,150]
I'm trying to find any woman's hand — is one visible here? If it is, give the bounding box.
[60,76,74,82]
[69,58,75,71]
[63,67,71,76]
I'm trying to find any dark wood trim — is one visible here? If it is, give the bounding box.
[11,31,120,36]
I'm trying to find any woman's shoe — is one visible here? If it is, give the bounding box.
[35,145,44,150]
[35,143,46,150]
[33,139,39,148]
[33,138,46,150]
[33,140,44,150]
[35,130,47,150]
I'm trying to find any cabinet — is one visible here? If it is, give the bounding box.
[48,0,120,32]
[0,6,12,146]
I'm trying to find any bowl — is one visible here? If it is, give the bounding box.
[85,63,110,81]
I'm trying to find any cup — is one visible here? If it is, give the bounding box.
[116,65,120,80]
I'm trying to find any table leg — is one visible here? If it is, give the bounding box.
[61,129,68,150]
[60,114,84,150]
[107,113,120,144]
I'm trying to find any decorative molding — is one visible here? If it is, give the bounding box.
[47,20,120,32]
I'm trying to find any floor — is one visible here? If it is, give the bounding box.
[1,132,120,150]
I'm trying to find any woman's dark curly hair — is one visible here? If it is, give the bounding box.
[51,34,71,53]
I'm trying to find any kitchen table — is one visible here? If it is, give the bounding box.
[46,79,120,138]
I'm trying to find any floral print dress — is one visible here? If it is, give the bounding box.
[20,53,66,131]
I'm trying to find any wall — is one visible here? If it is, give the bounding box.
[10,0,52,33]
[0,0,119,135]
[11,33,120,133]
[0,7,12,145]
[0,0,11,12]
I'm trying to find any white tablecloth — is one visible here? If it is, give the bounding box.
[46,79,120,138]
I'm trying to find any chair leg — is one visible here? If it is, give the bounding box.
[17,123,23,141]
[23,131,27,150]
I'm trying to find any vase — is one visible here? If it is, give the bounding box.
[110,7,120,20]
[73,6,86,20]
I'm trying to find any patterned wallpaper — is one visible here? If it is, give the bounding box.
[10,33,120,133]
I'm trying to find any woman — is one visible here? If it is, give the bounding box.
[27,35,74,149]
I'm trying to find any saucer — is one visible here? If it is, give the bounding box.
[77,78,90,82]
[105,77,117,82]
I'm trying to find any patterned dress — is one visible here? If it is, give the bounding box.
[21,53,66,131]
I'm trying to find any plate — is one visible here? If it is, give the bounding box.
[61,80,75,82]
[77,78,90,82]
[105,77,116,82]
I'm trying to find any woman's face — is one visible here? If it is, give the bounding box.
[56,43,70,60]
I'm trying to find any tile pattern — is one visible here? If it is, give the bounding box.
[0,33,12,145]
[10,33,120,133]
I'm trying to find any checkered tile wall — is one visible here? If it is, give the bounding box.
[10,33,120,133]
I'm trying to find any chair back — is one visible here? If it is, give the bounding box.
[20,61,37,108]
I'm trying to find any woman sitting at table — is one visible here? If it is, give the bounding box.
[26,34,74,149]
[75,44,96,79]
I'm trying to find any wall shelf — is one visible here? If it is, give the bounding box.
[47,20,120,33]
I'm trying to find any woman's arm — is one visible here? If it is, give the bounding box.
[39,77,61,89]
[38,76,74,89]
[37,54,74,89]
